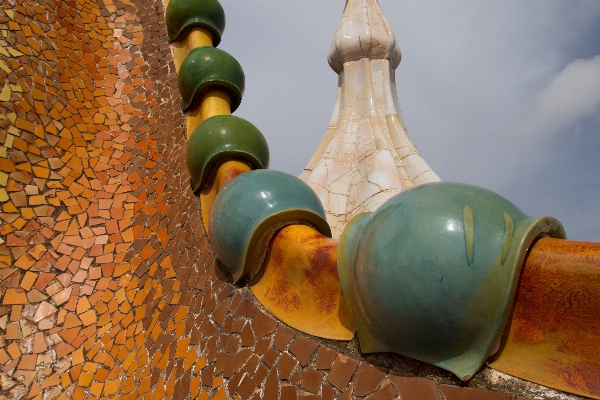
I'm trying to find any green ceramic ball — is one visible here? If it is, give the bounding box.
[210,170,331,283]
[338,182,564,380]
[178,46,244,112]
[166,0,225,45]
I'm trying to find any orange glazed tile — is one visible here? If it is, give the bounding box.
[250,225,355,340]
[3,288,29,304]
[491,238,600,399]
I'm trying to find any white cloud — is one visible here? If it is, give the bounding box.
[517,55,600,137]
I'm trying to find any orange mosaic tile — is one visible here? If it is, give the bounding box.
[0,0,582,399]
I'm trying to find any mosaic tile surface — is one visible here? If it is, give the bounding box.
[0,0,574,399]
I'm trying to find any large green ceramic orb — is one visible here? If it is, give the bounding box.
[178,46,244,112]
[166,0,225,45]
[338,182,565,381]
[186,115,269,193]
[210,170,331,284]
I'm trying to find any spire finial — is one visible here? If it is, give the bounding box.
[301,0,440,239]
[328,0,401,73]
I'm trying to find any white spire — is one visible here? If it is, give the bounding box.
[301,0,441,239]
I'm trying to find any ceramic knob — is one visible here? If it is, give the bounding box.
[178,46,245,112]
[186,115,269,193]
[210,170,331,283]
[166,0,225,45]
[338,181,565,380]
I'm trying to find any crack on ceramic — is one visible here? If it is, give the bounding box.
[301,0,440,239]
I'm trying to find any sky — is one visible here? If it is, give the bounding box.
[217,0,600,241]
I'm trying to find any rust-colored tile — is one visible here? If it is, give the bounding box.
[300,395,320,400]
[322,384,336,400]
[262,347,279,368]
[289,337,318,367]
[263,367,279,400]
[228,370,244,398]
[365,384,398,400]
[237,375,257,400]
[277,352,298,380]
[273,325,295,351]
[326,355,359,391]
[280,386,297,400]
[354,362,386,396]
[251,312,278,339]
[389,376,441,400]
[316,346,337,370]
[234,348,253,373]
[241,322,255,347]
[255,338,271,355]
[234,300,259,317]
[440,385,514,400]
[18,354,37,370]
[301,369,323,394]
[253,364,269,387]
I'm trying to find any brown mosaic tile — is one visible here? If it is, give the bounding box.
[0,1,571,400]
[321,384,336,400]
[251,312,278,339]
[326,354,359,391]
[277,352,299,380]
[354,362,387,396]
[241,321,255,347]
[316,345,337,370]
[359,383,399,400]
[281,385,298,400]
[389,376,441,400]
[262,347,280,368]
[273,325,295,351]
[440,385,514,400]
[263,367,279,400]
[301,369,323,394]
[238,375,257,400]
[288,336,319,367]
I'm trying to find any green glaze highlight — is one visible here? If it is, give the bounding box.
[462,205,474,266]
[338,182,565,381]
[178,46,245,112]
[186,115,269,193]
[166,0,225,45]
[210,170,331,284]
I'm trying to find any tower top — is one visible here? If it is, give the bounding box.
[328,0,402,73]
[301,0,440,239]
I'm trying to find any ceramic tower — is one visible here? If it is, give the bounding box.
[301,0,441,238]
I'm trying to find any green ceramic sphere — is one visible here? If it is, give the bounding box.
[210,170,332,284]
[338,182,565,380]
[186,115,270,193]
[166,0,225,45]
[178,46,245,112]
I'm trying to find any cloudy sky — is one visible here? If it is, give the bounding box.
[217,0,600,241]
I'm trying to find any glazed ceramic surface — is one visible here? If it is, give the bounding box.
[250,225,356,340]
[187,115,269,193]
[166,0,225,44]
[301,0,440,239]
[338,182,565,380]
[178,46,245,112]
[490,238,600,399]
[210,170,331,283]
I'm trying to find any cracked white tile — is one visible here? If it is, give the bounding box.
[301,0,440,239]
